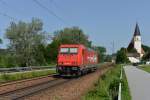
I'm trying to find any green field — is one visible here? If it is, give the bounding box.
[83,65,131,100]
[138,65,150,73]
[0,69,56,84]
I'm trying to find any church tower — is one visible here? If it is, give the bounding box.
[133,23,142,54]
[127,23,145,63]
[127,23,145,58]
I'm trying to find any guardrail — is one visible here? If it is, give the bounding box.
[0,66,56,73]
[118,66,123,100]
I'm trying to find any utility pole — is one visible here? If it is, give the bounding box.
[111,40,115,55]
[111,40,115,63]
[113,40,115,55]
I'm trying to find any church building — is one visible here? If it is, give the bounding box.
[127,23,145,63]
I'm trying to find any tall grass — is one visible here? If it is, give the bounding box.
[138,65,150,73]
[0,69,56,84]
[83,65,131,100]
[121,69,131,100]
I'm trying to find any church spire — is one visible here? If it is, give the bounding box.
[134,23,141,36]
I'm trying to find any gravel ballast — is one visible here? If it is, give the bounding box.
[23,66,112,100]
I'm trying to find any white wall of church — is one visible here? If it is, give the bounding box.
[134,36,141,54]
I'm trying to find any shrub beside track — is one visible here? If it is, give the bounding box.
[83,65,131,100]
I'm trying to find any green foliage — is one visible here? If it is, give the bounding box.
[93,46,106,63]
[1,54,17,67]
[83,65,131,100]
[0,69,56,83]
[139,65,150,73]
[53,27,91,47]
[142,45,150,61]
[142,45,150,53]
[45,27,92,63]
[142,52,150,61]
[109,79,120,100]
[2,20,107,67]
[45,40,60,63]
[127,48,137,53]
[5,18,46,67]
[0,49,16,67]
[0,38,2,44]
[105,55,112,62]
[34,44,47,65]
[83,65,120,100]
[121,70,132,100]
[116,48,129,64]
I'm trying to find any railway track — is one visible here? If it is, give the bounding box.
[0,74,69,100]
[0,78,69,100]
[0,63,114,100]
[0,75,55,94]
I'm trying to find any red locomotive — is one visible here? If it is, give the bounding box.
[56,44,98,76]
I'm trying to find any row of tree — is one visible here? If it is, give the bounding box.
[0,38,2,44]
[0,18,108,67]
[116,48,129,64]
[142,45,150,61]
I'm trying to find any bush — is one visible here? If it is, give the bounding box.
[83,65,122,100]
[0,54,17,68]
[109,79,120,100]
[116,48,129,64]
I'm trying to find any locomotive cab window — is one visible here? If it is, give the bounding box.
[60,48,69,53]
[70,48,78,54]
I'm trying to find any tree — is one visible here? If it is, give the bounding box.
[105,54,112,62]
[127,48,137,53]
[142,45,150,53]
[142,45,150,61]
[45,40,60,63]
[142,52,150,61]
[93,46,106,62]
[0,38,2,44]
[45,27,92,63]
[5,18,46,67]
[53,27,91,47]
[116,48,129,64]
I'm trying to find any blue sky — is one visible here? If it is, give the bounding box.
[0,0,150,54]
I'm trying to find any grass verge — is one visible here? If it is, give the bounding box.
[121,68,131,100]
[82,65,131,100]
[0,69,56,84]
[138,65,150,73]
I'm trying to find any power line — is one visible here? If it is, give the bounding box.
[0,0,21,21]
[0,12,18,21]
[0,0,23,16]
[32,0,66,24]
[49,0,60,9]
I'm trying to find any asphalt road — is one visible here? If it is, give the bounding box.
[124,65,150,100]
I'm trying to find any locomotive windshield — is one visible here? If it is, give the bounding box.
[60,47,78,54]
[60,48,69,53]
[70,48,78,53]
